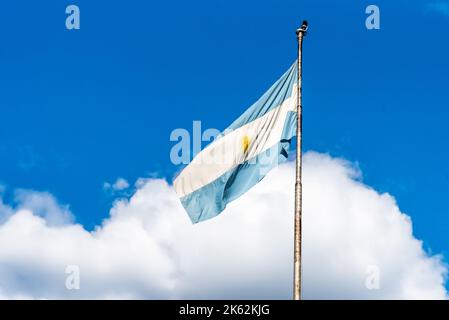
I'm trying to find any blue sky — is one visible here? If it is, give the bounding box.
[0,0,448,268]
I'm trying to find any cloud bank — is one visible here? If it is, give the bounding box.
[0,152,446,299]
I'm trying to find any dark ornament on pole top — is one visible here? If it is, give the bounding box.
[296,20,308,37]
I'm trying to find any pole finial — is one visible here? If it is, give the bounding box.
[296,20,308,37]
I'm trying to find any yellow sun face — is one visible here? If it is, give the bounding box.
[242,135,250,153]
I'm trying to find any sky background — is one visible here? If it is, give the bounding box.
[0,0,448,277]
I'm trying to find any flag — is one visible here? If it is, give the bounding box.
[174,61,298,223]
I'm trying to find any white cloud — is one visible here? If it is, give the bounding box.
[103,178,130,193]
[0,199,14,224]
[113,178,130,191]
[13,190,74,226]
[0,190,73,226]
[302,153,447,299]
[0,152,446,299]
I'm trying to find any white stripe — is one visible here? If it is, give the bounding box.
[174,85,297,198]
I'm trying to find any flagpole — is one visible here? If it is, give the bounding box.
[294,20,308,301]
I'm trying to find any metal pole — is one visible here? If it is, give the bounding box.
[293,20,307,301]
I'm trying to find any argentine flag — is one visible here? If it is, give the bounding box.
[174,61,298,223]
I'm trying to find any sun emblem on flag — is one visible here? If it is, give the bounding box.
[242,135,250,153]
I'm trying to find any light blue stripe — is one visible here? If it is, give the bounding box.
[225,61,297,132]
[180,111,297,223]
